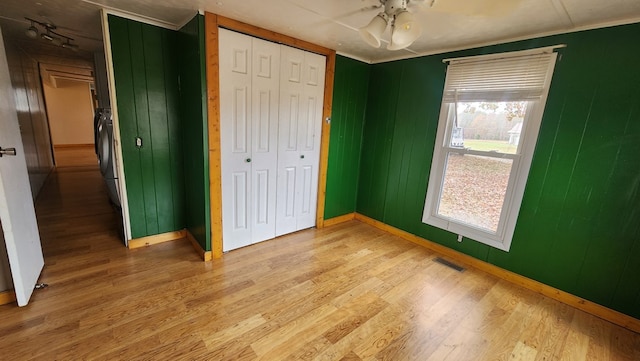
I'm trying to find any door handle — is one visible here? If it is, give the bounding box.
[0,147,17,157]
[245,158,251,163]
[300,155,305,159]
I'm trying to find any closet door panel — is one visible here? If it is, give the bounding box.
[296,51,326,230]
[250,37,280,244]
[276,46,305,236]
[220,29,253,251]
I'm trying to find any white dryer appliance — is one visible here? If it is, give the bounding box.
[96,108,121,208]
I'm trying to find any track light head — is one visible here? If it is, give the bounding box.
[62,41,79,51]
[25,25,38,39]
[41,32,54,41]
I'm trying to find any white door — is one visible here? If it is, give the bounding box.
[220,29,253,251]
[220,29,280,251]
[250,37,280,244]
[0,29,44,306]
[275,46,326,236]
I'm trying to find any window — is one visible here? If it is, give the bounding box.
[423,46,561,251]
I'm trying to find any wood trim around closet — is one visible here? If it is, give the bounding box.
[205,12,224,259]
[205,12,337,258]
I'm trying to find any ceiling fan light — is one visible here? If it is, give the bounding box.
[359,14,388,48]
[386,40,403,51]
[388,10,422,50]
[25,26,38,39]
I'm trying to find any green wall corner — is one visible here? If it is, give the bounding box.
[178,15,210,252]
[324,56,370,219]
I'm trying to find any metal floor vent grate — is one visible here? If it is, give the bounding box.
[433,257,465,272]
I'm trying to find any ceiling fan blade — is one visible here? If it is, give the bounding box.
[333,3,383,22]
[429,0,523,17]
[309,3,382,28]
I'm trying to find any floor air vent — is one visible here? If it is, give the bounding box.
[434,257,465,272]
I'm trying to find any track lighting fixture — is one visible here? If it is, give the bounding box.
[24,17,80,52]
[359,0,422,51]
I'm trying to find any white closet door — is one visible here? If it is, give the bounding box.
[296,51,325,230]
[220,29,253,251]
[276,46,326,236]
[220,29,281,251]
[250,37,280,244]
[276,46,304,236]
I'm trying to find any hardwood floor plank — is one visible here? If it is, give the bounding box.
[101,336,210,361]
[559,311,592,360]
[282,336,334,361]
[585,316,612,360]
[323,293,388,344]
[254,306,350,359]
[53,145,98,168]
[378,273,498,360]
[339,351,363,361]
[349,305,411,360]
[1,155,638,360]
[314,302,406,361]
[530,299,575,361]
[510,340,539,360]
[608,324,640,361]
[199,313,267,350]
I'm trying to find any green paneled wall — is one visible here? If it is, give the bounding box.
[357,62,401,220]
[351,23,640,318]
[109,15,185,239]
[324,56,370,219]
[178,15,210,251]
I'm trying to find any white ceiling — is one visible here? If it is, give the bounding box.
[1,0,640,67]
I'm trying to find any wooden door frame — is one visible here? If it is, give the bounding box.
[205,12,336,258]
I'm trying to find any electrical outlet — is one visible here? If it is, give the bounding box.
[457,234,463,243]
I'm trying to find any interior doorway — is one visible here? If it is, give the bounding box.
[40,63,97,168]
[0,36,124,304]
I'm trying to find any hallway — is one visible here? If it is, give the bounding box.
[36,149,124,268]
[0,151,207,359]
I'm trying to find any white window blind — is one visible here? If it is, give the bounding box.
[443,52,557,103]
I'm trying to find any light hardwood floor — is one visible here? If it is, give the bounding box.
[53,145,99,168]
[0,159,638,360]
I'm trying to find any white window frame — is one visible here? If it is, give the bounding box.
[422,46,563,252]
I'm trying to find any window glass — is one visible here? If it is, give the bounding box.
[438,153,513,233]
[449,101,527,155]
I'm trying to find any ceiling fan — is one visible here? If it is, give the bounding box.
[359,0,425,51]
[358,0,523,51]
